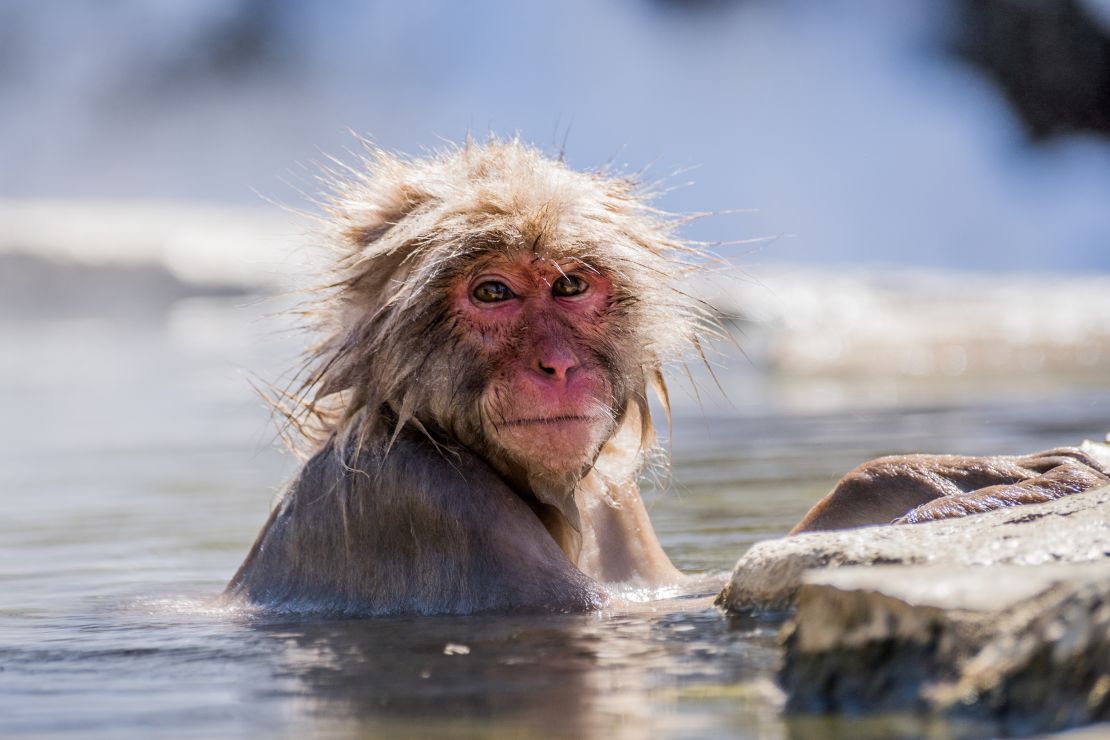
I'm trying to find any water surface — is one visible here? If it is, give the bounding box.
[2,293,1108,738]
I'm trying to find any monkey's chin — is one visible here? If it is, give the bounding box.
[494,416,610,481]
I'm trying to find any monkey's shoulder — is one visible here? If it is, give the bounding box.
[228,427,605,615]
[276,428,523,519]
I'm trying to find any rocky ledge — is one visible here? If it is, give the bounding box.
[717,441,1110,735]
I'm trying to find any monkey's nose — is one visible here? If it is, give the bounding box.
[536,350,578,381]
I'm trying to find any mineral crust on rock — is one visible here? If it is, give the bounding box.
[717,478,1110,613]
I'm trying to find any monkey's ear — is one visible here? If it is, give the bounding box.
[593,390,656,484]
[648,367,671,444]
[326,144,436,253]
[345,221,395,248]
[341,188,432,250]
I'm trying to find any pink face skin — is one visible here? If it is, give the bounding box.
[450,253,618,478]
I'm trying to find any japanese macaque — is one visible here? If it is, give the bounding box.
[791,446,1109,534]
[226,138,700,615]
[226,138,1110,615]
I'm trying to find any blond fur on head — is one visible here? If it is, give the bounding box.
[279,135,715,477]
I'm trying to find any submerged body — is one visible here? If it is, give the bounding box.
[228,416,682,615]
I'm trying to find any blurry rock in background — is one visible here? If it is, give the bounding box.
[952,0,1110,139]
[714,267,1110,381]
[0,252,239,322]
[0,200,306,319]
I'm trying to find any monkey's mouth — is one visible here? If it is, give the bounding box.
[500,415,597,427]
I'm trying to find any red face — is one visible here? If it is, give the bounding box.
[450,254,618,479]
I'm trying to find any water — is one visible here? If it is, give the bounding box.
[2,289,1109,738]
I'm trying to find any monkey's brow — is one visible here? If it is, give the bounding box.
[466,252,605,275]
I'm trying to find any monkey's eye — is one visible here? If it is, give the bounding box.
[552,275,589,298]
[472,280,514,303]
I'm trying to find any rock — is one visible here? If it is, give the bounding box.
[717,479,1110,614]
[714,441,1110,734]
[950,0,1110,140]
[779,561,1110,734]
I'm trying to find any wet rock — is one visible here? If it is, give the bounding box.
[717,467,1110,613]
[715,441,1110,734]
[779,561,1110,735]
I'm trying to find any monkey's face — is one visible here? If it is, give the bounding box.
[448,253,624,482]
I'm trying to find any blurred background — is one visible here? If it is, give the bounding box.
[5,0,1110,268]
[2,2,1110,736]
[3,0,1110,386]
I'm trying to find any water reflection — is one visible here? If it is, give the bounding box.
[240,596,784,738]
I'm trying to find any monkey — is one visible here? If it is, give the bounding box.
[225,137,1110,615]
[790,446,1110,534]
[226,138,700,615]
